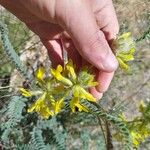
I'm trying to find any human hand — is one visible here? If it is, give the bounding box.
[0,0,119,99]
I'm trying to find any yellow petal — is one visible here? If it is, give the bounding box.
[54,98,64,114]
[131,131,143,147]
[119,32,131,39]
[129,48,135,54]
[120,48,135,55]
[50,68,73,86]
[57,65,63,73]
[75,103,89,112]
[27,104,36,113]
[66,59,77,81]
[70,97,89,113]
[113,32,135,71]
[50,65,63,78]
[35,66,45,81]
[87,75,98,87]
[79,87,96,102]
[27,92,46,113]
[39,107,54,119]
[87,81,98,87]
[73,85,80,97]
[117,53,134,62]
[73,86,96,101]
[78,68,98,88]
[117,57,129,70]
[19,88,32,97]
[50,68,60,79]
[70,97,79,113]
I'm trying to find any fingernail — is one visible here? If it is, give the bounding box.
[101,51,118,72]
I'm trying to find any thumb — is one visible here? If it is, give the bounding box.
[56,0,118,72]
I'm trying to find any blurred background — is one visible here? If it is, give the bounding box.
[0,0,150,149]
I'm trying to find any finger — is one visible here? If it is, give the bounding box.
[56,0,118,72]
[89,87,103,100]
[81,60,114,93]
[61,37,82,70]
[95,0,119,41]
[41,39,64,68]
[96,70,115,93]
[78,61,103,100]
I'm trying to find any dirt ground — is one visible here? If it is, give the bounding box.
[110,0,150,117]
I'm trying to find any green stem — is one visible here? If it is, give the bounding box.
[0,21,29,80]
[81,100,132,150]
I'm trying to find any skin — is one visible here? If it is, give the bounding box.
[0,0,119,99]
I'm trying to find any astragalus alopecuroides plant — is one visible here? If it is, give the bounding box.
[1,20,138,149]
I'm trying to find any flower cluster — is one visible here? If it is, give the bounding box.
[115,101,150,148]
[19,32,135,119]
[112,32,135,70]
[19,60,97,119]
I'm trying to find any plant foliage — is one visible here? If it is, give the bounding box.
[0,21,29,80]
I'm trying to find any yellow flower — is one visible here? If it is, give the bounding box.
[87,75,98,87]
[131,130,149,147]
[69,85,95,113]
[119,32,131,38]
[35,66,45,81]
[27,92,65,118]
[19,87,43,97]
[52,98,64,114]
[27,92,54,119]
[73,85,96,102]
[51,65,73,86]
[117,57,129,70]
[70,97,89,113]
[66,59,77,81]
[131,131,139,147]
[112,32,135,70]
[19,88,32,97]
[20,59,98,118]
[78,67,98,88]
[50,61,96,113]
